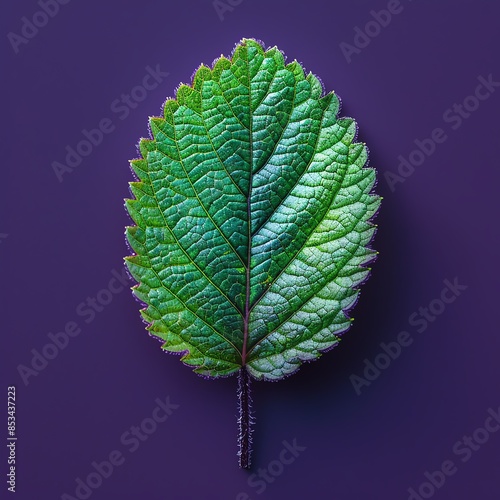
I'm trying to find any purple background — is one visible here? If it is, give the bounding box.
[2,0,500,498]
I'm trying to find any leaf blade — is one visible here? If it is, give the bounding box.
[125,38,381,380]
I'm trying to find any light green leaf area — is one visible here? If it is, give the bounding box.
[125,38,380,381]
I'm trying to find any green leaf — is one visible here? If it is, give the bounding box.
[125,38,380,383]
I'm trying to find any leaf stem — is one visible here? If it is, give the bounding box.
[237,367,253,468]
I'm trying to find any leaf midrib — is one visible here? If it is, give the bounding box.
[241,46,253,366]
